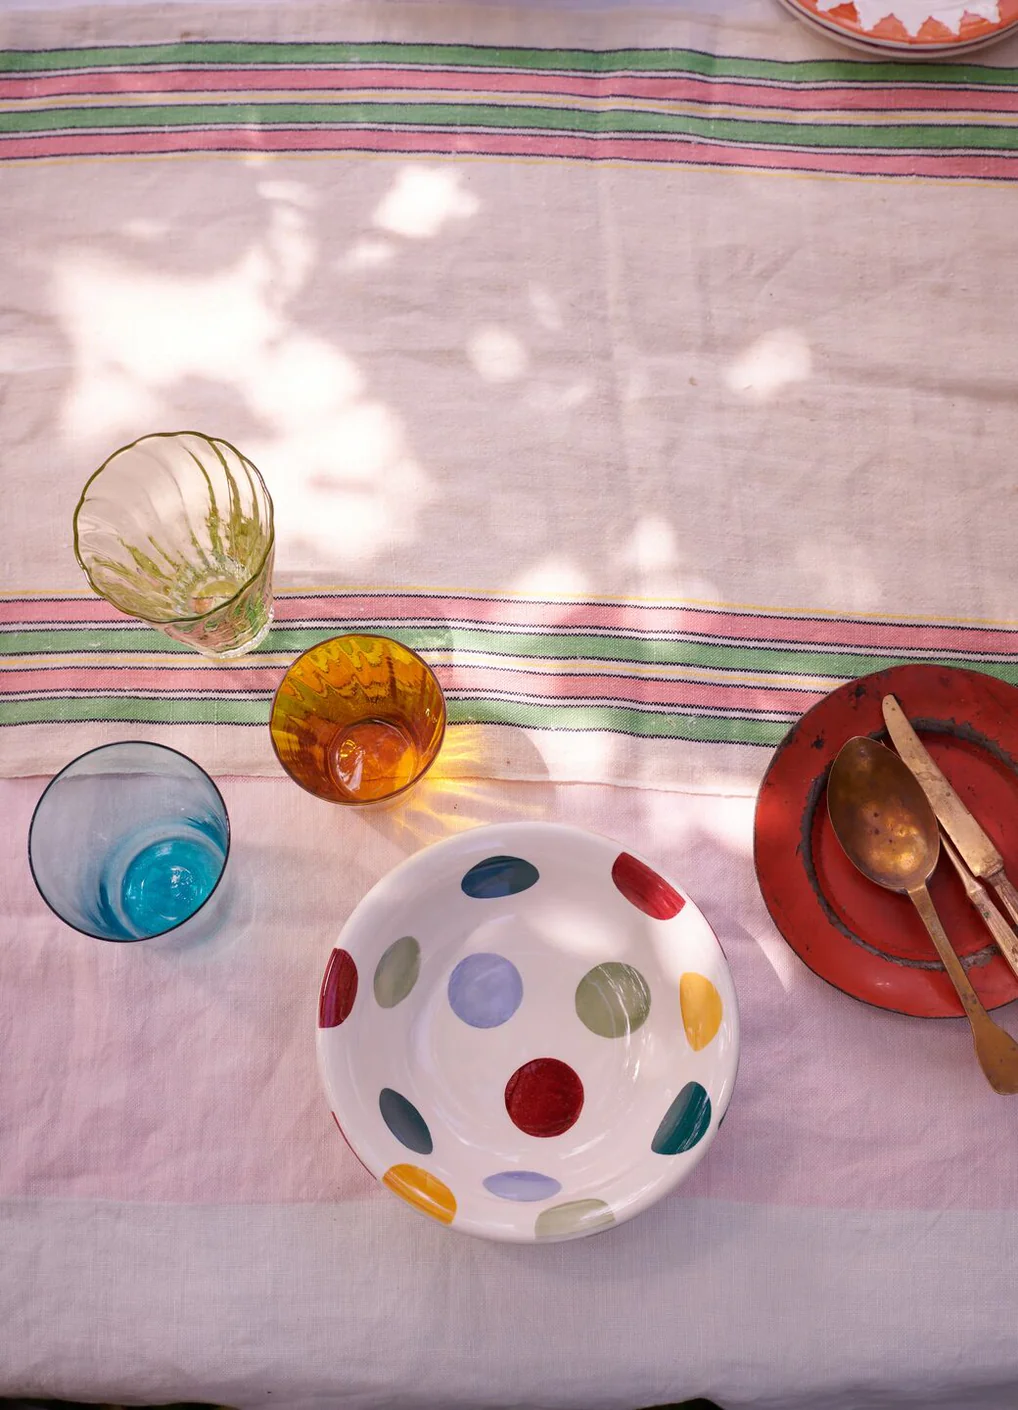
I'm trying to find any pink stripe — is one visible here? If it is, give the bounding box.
[0,662,819,713]
[0,123,1014,186]
[271,593,1018,656]
[4,590,1018,655]
[0,597,127,624]
[0,65,1014,113]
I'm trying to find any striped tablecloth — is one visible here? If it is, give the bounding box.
[3,1,1018,1407]
[8,590,1018,789]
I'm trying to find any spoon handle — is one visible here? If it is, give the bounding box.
[908,883,1018,1095]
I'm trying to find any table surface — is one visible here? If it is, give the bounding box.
[4,0,1018,1406]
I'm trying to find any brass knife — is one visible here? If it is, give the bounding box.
[939,832,1018,982]
[882,693,1018,929]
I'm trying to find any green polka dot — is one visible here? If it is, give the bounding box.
[535,1199,616,1240]
[575,962,651,1039]
[373,935,421,1009]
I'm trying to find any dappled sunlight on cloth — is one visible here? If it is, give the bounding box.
[724,327,812,402]
[52,183,435,570]
[372,165,480,239]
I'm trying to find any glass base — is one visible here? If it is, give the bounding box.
[116,831,223,935]
[189,606,274,660]
[94,814,228,939]
[327,717,420,802]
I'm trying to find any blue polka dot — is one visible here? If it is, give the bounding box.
[448,952,523,1028]
[379,1088,433,1155]
[461,855,540,899]
[483,1171,562,1202]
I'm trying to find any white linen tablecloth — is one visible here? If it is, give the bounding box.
[4,0,1018,1405]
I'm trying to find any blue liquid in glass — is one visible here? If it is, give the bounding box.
[109,825,225,936]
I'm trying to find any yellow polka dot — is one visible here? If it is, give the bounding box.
[383,1163,457,1225]
[680,972,723,1051]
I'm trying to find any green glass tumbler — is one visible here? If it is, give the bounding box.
[73,431,275,658]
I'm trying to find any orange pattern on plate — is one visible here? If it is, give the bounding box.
[795,0,1018,44]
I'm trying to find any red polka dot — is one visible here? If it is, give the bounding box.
[505,1058,584,1137]
[319,948,358,1027]
[612,852,685,920]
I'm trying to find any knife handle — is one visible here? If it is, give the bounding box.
[967,886,1018,985]
[988,871,1018,931]
[941,840,1018,984]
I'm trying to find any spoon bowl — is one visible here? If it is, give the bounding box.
[827,735,941,892]
[828,735,1018,1095]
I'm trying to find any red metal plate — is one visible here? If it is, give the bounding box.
[754,664,1018,1017]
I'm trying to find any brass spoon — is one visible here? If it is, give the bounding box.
[827,735,1018,1095]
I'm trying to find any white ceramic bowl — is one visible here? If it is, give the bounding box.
[317,822,739,1242]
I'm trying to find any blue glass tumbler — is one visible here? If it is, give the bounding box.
[28,742,230,941]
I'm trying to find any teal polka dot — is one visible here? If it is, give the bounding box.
[651,1082,712,1155]
[461,855,539,898]
[379,1088,433,1155]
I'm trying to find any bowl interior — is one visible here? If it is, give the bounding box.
[318,822,738,1242]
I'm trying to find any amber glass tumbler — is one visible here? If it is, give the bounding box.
[269,635,446,804]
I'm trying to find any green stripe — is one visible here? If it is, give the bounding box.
[4,623,1018,680]
[0,696,264,724]
[4,101,1018,151]
[1,42,1017,86]
[449,699,789,744]
[0,693,787,744]
[1,627,196,653]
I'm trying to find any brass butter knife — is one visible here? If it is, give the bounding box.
[882,693,1018,929]
[939,832,1018,983]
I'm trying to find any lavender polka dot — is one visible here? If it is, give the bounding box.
[448,953,523,1029]
[483,1171,562,1202]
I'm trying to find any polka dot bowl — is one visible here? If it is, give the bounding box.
[317,822,739,1243]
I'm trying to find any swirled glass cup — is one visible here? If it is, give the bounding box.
[73,431,274,658]
[270,635,446,805]
[28,742,230,942]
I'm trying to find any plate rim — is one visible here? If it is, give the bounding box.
[775,0,1018,50]
[316,819,740,1242]
[754,663,1018,1018]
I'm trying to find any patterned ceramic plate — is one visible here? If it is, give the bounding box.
[317,822,739,1243]
[755,664,1018,1018]
[777,0,1018,52]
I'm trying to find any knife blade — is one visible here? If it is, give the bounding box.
[882,693,1018,929]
